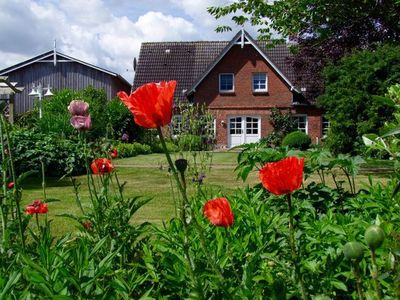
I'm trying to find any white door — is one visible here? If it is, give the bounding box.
[228,116,261,147]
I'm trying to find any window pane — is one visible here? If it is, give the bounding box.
[171,115,182,135]
[292,115,307,133]
[322,117,330,136]
[253,73,267,91]
[220,74,233,91]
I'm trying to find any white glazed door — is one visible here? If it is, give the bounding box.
[228,116,260,147]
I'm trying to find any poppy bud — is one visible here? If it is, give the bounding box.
[365,225,385,250]
[175,159,188,173]
[343,241,364,261]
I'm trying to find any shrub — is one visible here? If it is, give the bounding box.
[151,140,179,153]
[116,142,152,158]
[282,131,311,150]
[105,98,141,141]
[178,134,203,151]
[10,128,86,176]
[318,43,400,154]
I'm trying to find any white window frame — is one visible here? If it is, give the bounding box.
[292,114,308,134]
[252,73,268,92]
[219,73,235,93]
[322,116,330,137]
[171,114,182,136]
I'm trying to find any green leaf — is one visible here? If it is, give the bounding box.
[331,280,348,291]
[0,272,21,299]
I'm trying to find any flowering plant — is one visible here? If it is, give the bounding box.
[117,81,177,128]
[25,200,48,214]
[203,197,234,228]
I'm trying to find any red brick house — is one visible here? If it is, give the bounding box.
[133,30,326,148]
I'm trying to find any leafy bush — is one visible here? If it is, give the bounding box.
[105,98,145,141]
[10,128,86,176]
[19,86,143,142]
[282,131,311,150]
[318,43,400,154]
[178,134,203,151]
[151,140,179,153]
[116,142,152,158]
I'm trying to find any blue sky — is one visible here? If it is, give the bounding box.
[0,0,258,82]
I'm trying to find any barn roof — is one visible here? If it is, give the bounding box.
[0,50,130,86]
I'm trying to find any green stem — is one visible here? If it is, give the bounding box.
[1,116,25,251]
[225,228,240,282]
[157,127,204,300]
[40,159,47,201]
[353,262,365,300]
[287,193,307,300]
[370,250,382,300]
[0,119,8,244]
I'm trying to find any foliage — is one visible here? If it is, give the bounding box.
[151,140,179,153]
[116,142,152,158]
[318,44,400,154]
[19,86,142,142]
[260,108,296,148]
[208,0,400,99]
[282,131,311,150]
[10,127,87,176]
[172,102,215,150]
[177,134,203,151]
[363,84,400,160]
[104,98,138,141]
[1,98,400,298]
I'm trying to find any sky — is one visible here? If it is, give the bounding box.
[0,0,259,82]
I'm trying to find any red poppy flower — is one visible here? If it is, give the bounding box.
[117,81,177,128]
[109,148,118,159]
[203,197,234,228]
[90,158,114,175]
[25,200,48,215]
[259,156,304,195]
[7,182,14,189]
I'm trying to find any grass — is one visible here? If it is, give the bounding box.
[20,151,393,236]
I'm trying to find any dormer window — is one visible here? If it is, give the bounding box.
[252,73,268,92]
[219,73,234,93]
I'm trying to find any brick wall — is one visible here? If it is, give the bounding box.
[193,43,322,147]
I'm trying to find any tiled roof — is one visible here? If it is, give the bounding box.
[133,36,300,102]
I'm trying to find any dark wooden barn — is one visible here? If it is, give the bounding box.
[0,49,131,115]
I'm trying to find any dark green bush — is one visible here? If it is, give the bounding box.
[20,86,143,142]
[282,131,311,150]
[318,43,400,154]
[116,142,152,158]
[151,140,179,153]
[178,134,202,151]
[105,98,142,141]
[10,128,87,176]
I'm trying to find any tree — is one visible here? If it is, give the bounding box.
[317,44,400,154]
[208,0,400,99]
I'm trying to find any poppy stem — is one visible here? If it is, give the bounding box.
[40,159,47,201]
[0,119,7,245]
[370,249,382,300]
[0,115,25,252]
[287,193,307,300]
[353,261,365,300]
[157,127,205,300]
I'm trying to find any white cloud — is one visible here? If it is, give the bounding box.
[0,0,259,82]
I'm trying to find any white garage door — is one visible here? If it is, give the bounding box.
[228,116,261,147]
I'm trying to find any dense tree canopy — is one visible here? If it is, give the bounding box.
[317,44,400,154]
[208,0,400,99]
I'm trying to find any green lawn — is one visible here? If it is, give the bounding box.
[20,152,392,236]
